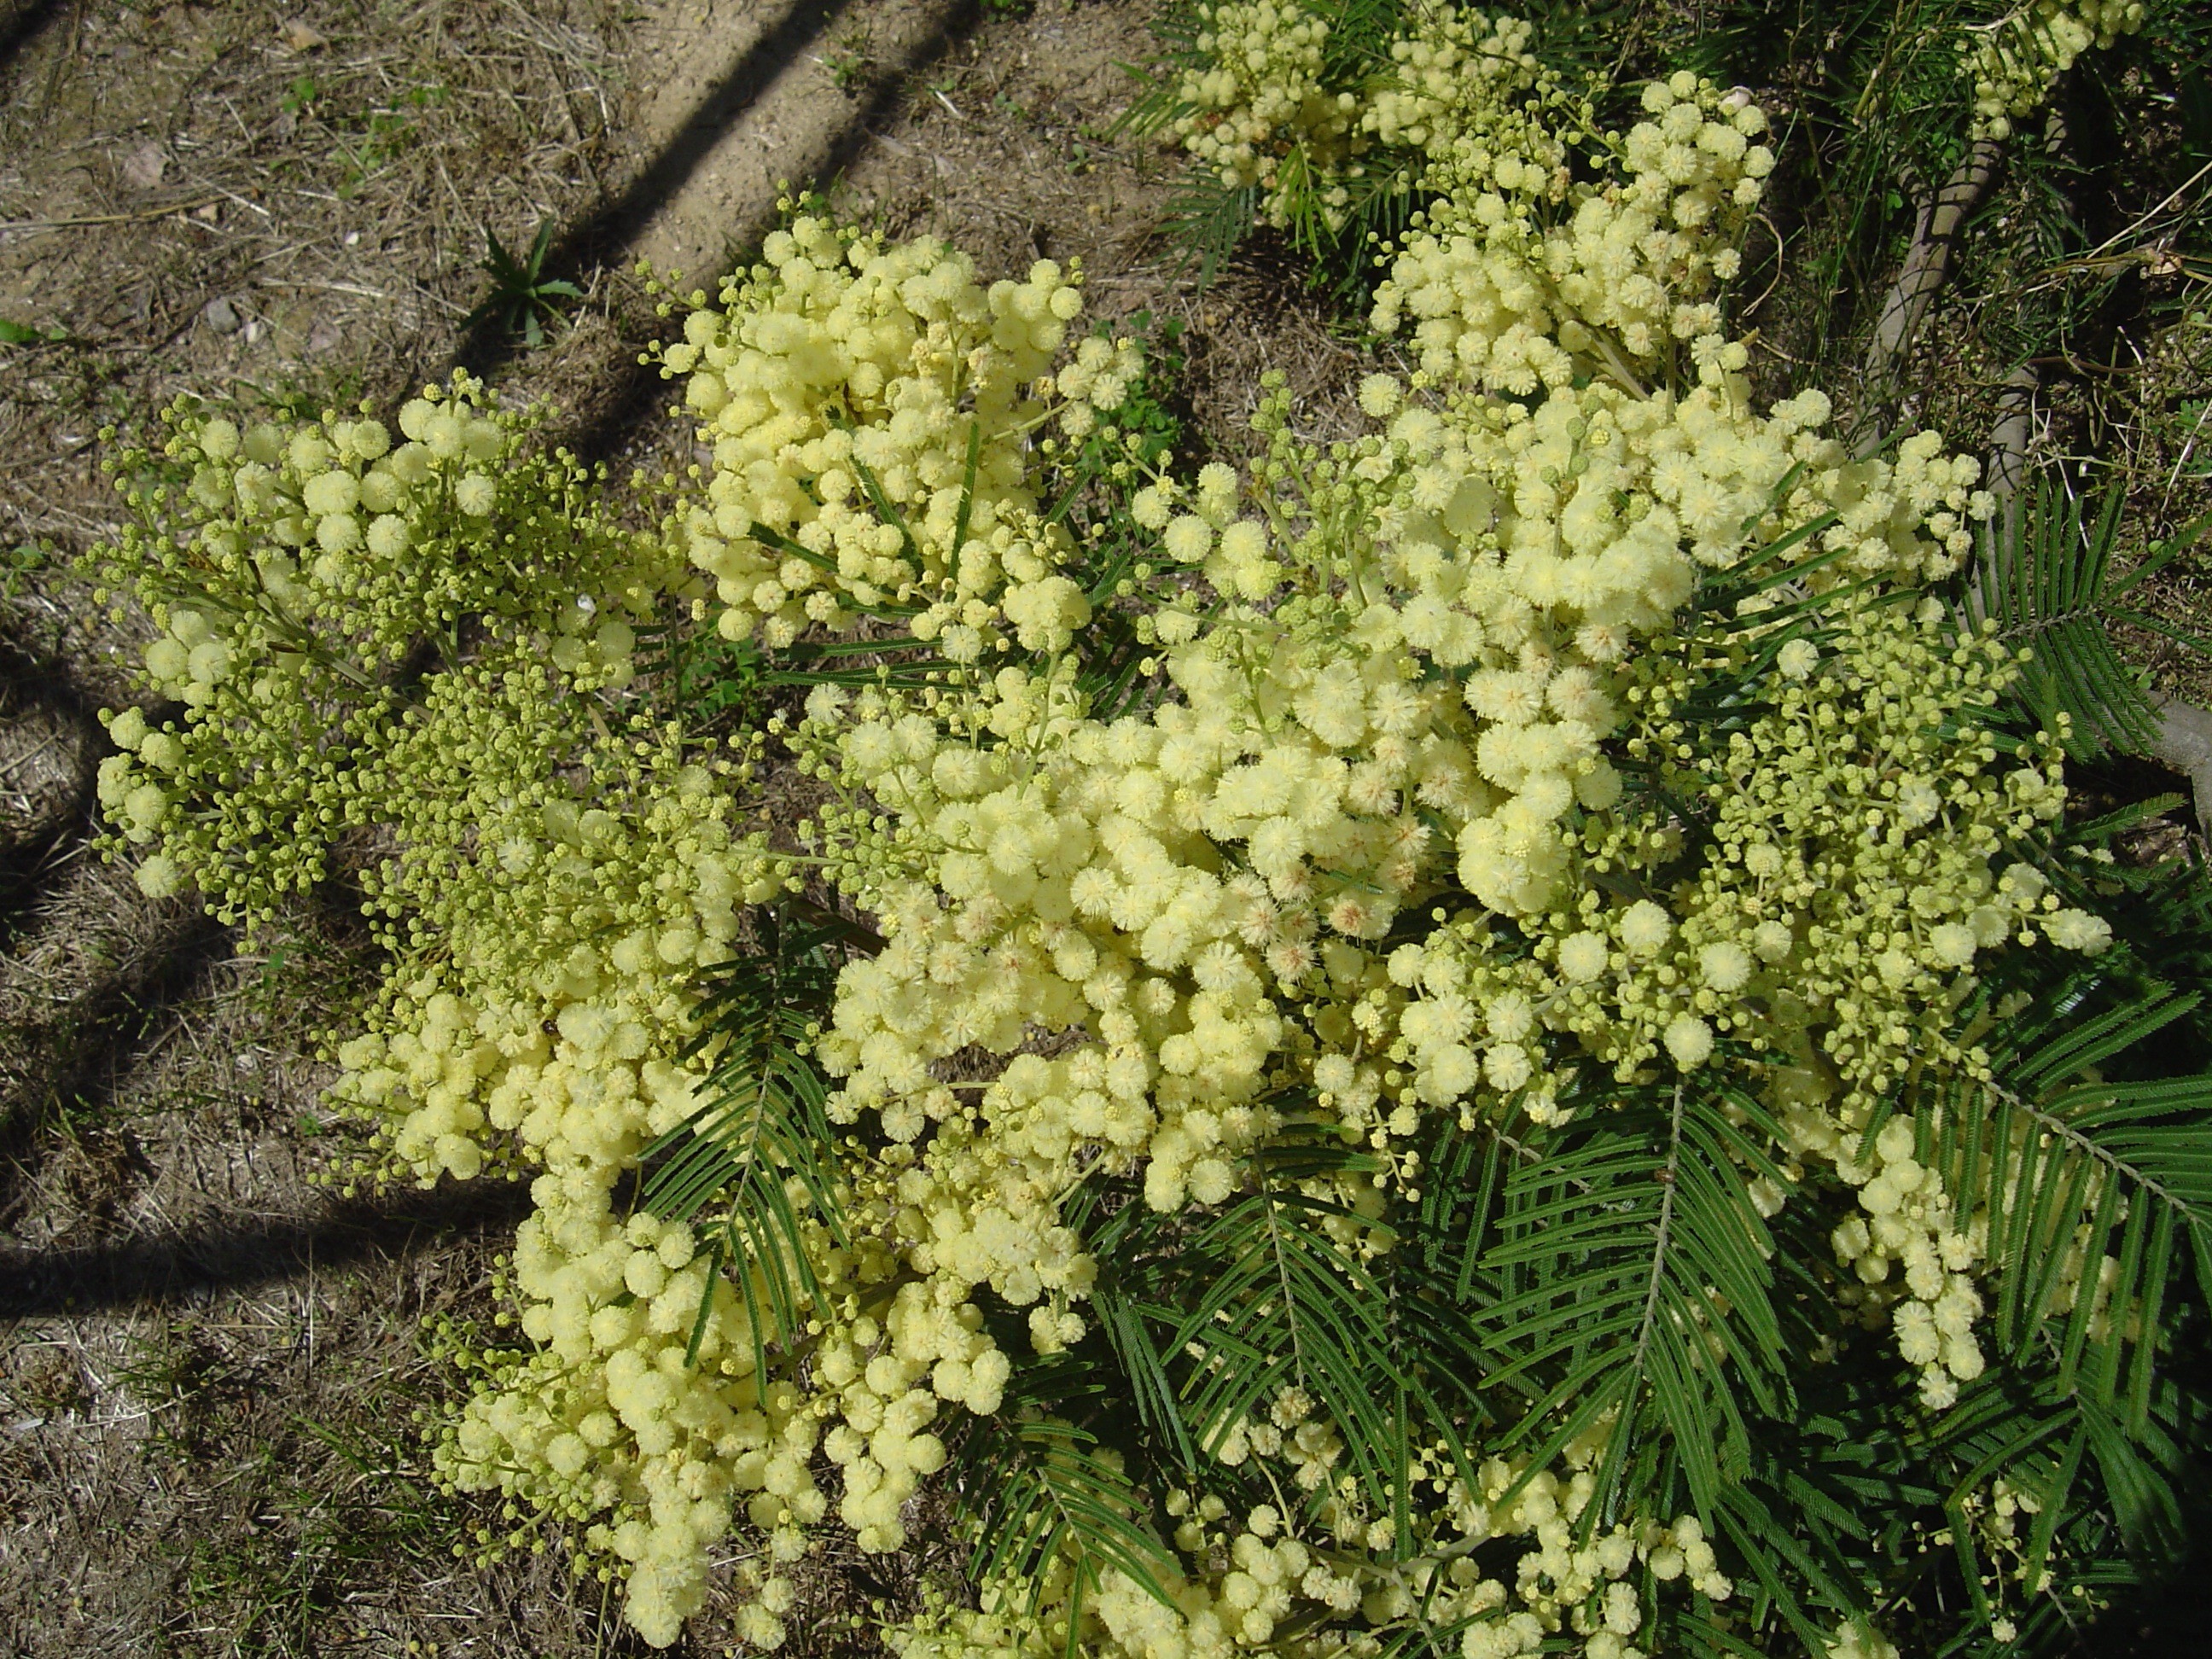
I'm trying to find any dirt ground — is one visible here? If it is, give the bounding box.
[0,2,1370,1653]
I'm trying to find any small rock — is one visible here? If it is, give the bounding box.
[201,296,240,334]
[119,143,166,190]
[271,302,311,357]
[306,317,341,355]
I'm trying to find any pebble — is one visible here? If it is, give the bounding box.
[119,143,166,190]
[201,296,241,334]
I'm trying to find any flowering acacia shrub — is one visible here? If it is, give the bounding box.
[1140,1,2151,287]
[85,6,2212,1657]
[90,380,672,926]
[1965,1,2145,140]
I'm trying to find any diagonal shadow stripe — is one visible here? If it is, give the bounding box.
[0,907,230,1225]
[0,771,96,946]
[558,1,988,470]
[0,1178,534,1318]
[0,0,71,79]
[452,0,866,378]
[0,634,108,938]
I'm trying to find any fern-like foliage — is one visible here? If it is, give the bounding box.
[1074,1129,1416,1511]
[1983,473,2212,760]
[1831,849,2212,1642]
[1468,1082,1802,1520]
[956,1386,1184,1644]
[1916,1365,2197,1650]
[637,907,864,1372]
[1169,1138,1414,1507]
[1917,945,2212,1428]
[949,1305,1190,1653]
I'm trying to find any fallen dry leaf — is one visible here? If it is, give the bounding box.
[119,143,166,190]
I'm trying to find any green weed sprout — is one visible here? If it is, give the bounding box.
[474,221,583,348]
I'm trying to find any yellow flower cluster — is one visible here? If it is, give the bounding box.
[885,1419,1732,1659]
[1821,1116,1990,1409]
[1162,9,1773,393]
[93,365,830,1645]
[90,375,671,923]
[1621,607,2078,1106]
[1953,1472,2056,1619]
[661,212,1114,657]
[436,1204,821,1647]
[1360,9,1561,177]
[1170,1,1365,230]
[1390,608,2069,1127]
[729,44,2118,1633]
[1823,1102,2128,1412]
[307,672,805,1644]
[1965,0,2145,141]
[329,674,781,1185]
[1371,71,1772,396]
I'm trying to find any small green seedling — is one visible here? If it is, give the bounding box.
[819,24,876,92]
[474,221,582,347]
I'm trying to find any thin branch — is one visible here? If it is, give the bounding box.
[1861,137,2006,405]
[1627,1084,1687,1383]
[0,195,232,233]
[1960,138,2212,837]
[1988,1080,2196,1222]
[2147,693,2212,841]
[2071,155,2212,267]
[1493,1119,1596,1194]
[1970,363,2042,632]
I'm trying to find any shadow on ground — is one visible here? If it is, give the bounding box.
[0,1176,533,1317]
[0,0,71,79]
[459,0,990,474]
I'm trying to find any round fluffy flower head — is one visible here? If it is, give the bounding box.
[658,217,1109,654]
[1173,0,1363,230]
[1619,899,1673,957]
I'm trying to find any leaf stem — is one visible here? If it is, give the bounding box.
[1994,1081,2193,1220]
[1629,1084,1687,1385]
